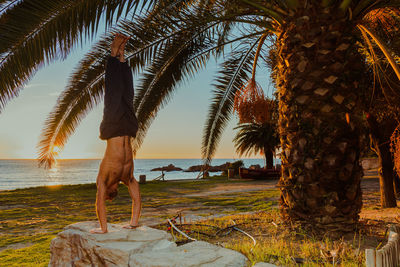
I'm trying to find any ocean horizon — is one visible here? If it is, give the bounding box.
[0,158,279,191]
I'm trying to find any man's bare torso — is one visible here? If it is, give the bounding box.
[100,136,134,187]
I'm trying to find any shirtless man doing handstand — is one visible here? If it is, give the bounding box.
[90,34,141,234]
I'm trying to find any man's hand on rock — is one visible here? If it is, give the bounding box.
[90,228,107,234]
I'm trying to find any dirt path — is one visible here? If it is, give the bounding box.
[360,169,400,223]
[141,169,400,228]
[185,179,277,197]
[139,179,279,226]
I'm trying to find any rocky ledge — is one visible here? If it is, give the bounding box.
[151,164,183,172]
[49,221,248,267]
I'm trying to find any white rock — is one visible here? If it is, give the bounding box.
[49,221,248,267]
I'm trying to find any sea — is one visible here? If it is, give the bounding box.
[0,158,275,191]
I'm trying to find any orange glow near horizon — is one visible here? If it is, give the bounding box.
[52,145,62,155]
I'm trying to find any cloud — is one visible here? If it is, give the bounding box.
[24,83,47,89]
[48,91,61,97]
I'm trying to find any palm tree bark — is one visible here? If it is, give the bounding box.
[367,114,397,208]
[394,173,400,197]
[277,6,365,233]
[264,145,274,169]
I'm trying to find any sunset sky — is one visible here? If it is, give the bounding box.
[0,30,272,160]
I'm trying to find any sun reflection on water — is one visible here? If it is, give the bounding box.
[47,161,60,181]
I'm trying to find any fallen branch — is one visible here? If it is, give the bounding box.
[232,226,256,246]
[167,219,196,241]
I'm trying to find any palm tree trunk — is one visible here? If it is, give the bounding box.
[377,144,397,207]
[367,114,397,207]
[394,173,400,197]
[276,5,365,233]
[264,146,274,169]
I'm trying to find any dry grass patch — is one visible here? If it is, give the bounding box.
[155,210,386,266]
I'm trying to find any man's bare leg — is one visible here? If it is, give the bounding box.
[91,137,125,234]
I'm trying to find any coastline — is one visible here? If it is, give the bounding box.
[0,158,269,191]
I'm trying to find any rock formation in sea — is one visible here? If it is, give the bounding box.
[184,162,231,172]
[150,164,183,172]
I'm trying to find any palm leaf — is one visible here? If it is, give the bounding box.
[233,122,279,157]
[132,31,267,155]
[0,0,155,112]
[132,21,224,154]
[239,0,284,23]
[37,3,223,167]
[201,37,260,164]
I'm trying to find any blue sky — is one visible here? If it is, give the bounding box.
[0,21,273,160]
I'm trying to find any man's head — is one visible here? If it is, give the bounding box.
[105,183,118,201]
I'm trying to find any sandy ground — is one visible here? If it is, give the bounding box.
[141,169,400,228]
[139,179,278,226]
[360,169,400,223]
[185,179,277,197]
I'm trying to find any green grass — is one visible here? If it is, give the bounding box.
[0,176,276,265]
[0,235,54,267]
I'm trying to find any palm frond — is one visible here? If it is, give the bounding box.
[239,0,284,23]
[201,37,260,164]
[132,24,221,155]
[372,1,400,11]
[0,0,148,53]
[37,69,105,168]
[0,0,21,14]
[233,121,279,157]
[353,0,383,17]
[358,25,400,82]
[362,7,400,55]
[37,2,223,167]
[0,0,155,113]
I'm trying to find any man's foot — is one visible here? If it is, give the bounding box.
[90,228,108,234]
[110,34,126,57]
[122,224,139,229]
[118,35,130,62]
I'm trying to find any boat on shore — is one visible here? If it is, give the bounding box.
[239,166,281,180]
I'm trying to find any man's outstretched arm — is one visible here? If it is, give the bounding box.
[91,182,108,233]
[125,178,141,228]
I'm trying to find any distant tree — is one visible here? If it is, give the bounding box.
[233,92,279,169]
[364,76,400,208]
[360,9,400,207]
[391,124,400,182]
[222,160,244,176]
[366,111,399,208]
[233,121,279,169]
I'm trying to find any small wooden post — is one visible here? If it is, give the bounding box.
[365,249,375,267]
[376,250,383,267]
[139,175,146,184]
[228,169,234,178]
